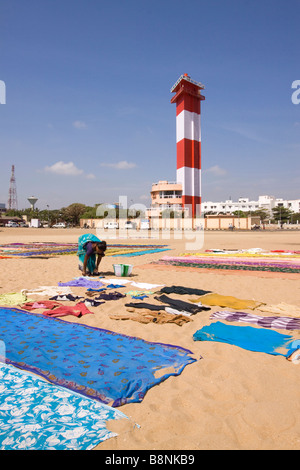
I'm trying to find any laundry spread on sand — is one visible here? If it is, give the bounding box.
[58,277,105,289]
[126,290,155,297]
[131,281,165,289]
[193,321,300,358]
[0,291,31,306]
[96,291,126,301]
[0,362,129,450]
[0,242,170,259]
[21,300,93,317]
[210,310,300,330]
[22,300,62,311]
[0,307,197,406]
[155,294,211,314]
[195,248,300,257]
[151,255,300,274]
[83,299,105,307]
[189,293,263,310]
[23,286,74,297]
[42,302,93,318]
[101,278,132,285]
[49,294,84,301]
[111,309,192,326]
[159,286,212,296]
[125,297,210,315]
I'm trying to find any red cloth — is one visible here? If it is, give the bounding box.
[42,302,93,318]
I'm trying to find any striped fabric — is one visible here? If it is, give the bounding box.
[211,310,300,331]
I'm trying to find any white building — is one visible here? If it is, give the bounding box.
[201,195,300,215]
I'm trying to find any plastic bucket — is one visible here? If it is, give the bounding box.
[113,264,133,277]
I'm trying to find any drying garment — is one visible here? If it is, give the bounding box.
[0,291,31,306]
[110,309,192,326]
[0,363,129,450]
[126,290,155,297]
[86,288,107,292]
[97,291,126,301]
[132,295,149,300]
[23,286,74,297]
[58,277,105,289]
[105,284,126,289]
[22,300,62,311]
[0,307,197,406]
[130,281,165,289]
[42,302,93,318]
[49,294,84,301]
[210,310,300,331]
[165,307,192,318]
[125,302,169,311]
[85,291,107,298]
[155,294,211,314]
[77,233,102,275]
[159,285,212,296]
[115,247,171,257]
[190,293,263,310]
[193,321,300,358]
[83,298,105,307]
[101,278,132,285]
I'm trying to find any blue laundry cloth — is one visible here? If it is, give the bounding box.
[193,321,298,357]
[106,284,125,289]
[0,307,197,407]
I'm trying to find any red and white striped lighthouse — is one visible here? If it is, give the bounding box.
[171,74,205,218]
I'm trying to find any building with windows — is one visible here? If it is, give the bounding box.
[201,195,300,215]
[146,190,300,219]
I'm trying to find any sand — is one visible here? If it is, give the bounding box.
[0,227,299,450]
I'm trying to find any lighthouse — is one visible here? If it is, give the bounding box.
[171,74,205,218]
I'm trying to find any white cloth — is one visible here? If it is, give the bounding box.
[22,286,74,297]
[130,281,165,289]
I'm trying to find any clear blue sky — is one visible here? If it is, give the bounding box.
[1,0,299,210]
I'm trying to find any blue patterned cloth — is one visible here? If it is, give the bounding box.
[0,363,128,450]
[0,307,197,406]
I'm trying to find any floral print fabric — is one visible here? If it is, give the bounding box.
[0,363,128,450]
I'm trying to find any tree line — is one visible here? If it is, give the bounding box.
[2,203,300,226]
[2,203,144,227]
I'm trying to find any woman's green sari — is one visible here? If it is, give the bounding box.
[77,234,102,274]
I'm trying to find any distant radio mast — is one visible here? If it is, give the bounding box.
[8,165,18,210]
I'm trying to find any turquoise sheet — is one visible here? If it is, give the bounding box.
[0,307,197,406]
[193,321,298,357]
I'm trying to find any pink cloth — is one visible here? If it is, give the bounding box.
[22,300,61,311]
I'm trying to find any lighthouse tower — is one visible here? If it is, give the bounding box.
[171,74,205,217]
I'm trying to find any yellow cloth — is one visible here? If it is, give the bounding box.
[190,293,263,310]
[0,291,31,306]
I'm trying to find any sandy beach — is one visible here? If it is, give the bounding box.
[0,227,299,450]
